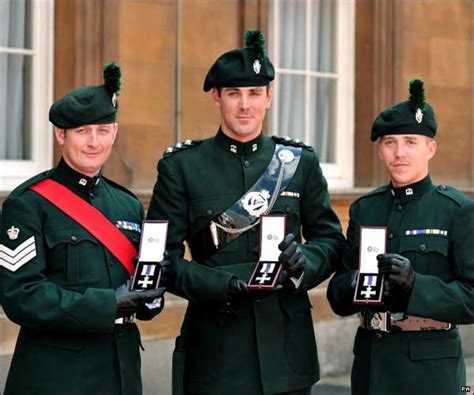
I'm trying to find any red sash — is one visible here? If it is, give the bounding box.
[30,178,137,275]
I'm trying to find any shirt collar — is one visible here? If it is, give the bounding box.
[390,175,434,203]
[53,157,102,197]
[214,128,265,155]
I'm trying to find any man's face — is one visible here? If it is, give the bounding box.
[55,123,118,177]
[378,134,437,187]
[212,86,273,142]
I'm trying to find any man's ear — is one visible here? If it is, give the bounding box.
[211,88,221,108]
[54,127,66,146]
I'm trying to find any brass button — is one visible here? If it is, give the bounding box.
[70,235,77,242]
[388,233,394,239]
[419,244,426,252]
[244,160,250,168]
[206,209,213,217]
[285,205,291,213]
[396,204,402,211]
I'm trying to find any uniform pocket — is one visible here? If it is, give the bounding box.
[398,235,449,275]
[271,196,301,235]
[45,228,103,286]
[408,332,461,361]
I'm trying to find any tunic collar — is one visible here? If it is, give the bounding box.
[390,175,433,203]
[53,157,102,197]
[215,128,266,155]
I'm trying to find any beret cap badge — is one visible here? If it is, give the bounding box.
[203,29,275,91]
[49,62,122,128]
[370,78,437,141]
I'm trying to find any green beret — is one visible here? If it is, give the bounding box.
[371,79,437,142]
[203,30,275,92]
[49,63,121,129]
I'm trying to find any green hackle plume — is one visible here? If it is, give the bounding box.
[103,62,121,97]
[244,30,266,60]
[408,79,425,111]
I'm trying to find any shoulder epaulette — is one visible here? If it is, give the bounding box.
[102,176,141,202]
[9,170,51,197]
[163,139,203,158]
[435,185,472,206]
[271,135,314,152]
[354,184,390,204]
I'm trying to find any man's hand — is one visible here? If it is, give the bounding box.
[115,280,165,318]
[158,251,175,289]
[377,253,415,293]
[227,278,248,299]
[278,233,306,277]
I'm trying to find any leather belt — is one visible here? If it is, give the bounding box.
[115,314,135,325]
[360,311,453,333]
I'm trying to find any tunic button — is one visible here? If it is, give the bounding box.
[206,209,213,217]
[439,185,447,191]
[388,233,394,240]
[396,204,402,211]
[285,205,291,213]
[419,244,426,252]
[70,235,77,242]
[89,192,95,199]
[244,160,250,168]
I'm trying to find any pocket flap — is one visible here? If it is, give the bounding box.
[45,228,99,248]
[409,335,460,360]
[399,236,448,256]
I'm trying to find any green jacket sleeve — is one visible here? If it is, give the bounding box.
[0,194,116,334]
[407,201,474,323]
[326,201,360,316]
[298,152,345,290]
[147,158,233,306]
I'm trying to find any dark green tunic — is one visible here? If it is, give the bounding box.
[0,159,153,395]
[327,176,474,395]
[147,130,344,395]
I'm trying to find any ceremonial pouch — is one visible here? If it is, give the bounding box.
[353,226,386,304]
[247,215,286,291]
[131,220,168,291]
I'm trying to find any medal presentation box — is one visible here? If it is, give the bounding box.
[353,226,386,305]
[131,220,168,291]
[248,215,287,291]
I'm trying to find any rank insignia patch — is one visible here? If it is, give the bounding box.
[7,226,19,240]
[0,236,37,272]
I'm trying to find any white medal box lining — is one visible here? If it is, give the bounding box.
[259,216,286,262]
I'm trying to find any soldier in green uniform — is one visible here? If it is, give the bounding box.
[0,63,169,395]
[147,31,344,395]
[327,79,474,395]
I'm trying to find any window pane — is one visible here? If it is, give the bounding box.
[275,74,305,141]
[310,0,336,72]
[309,77,336,163]
[0,0,32,160]
[0,0,29,49]
[279,0,306,70]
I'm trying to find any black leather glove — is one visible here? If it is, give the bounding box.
[158,251,175,289]
[278,233,306,277]
[377,253,415,293]
[115,280,165,318]
[227,278,248,299]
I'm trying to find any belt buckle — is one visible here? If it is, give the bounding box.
[366,312,391,332]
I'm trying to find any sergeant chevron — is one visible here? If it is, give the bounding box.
[0,236,37,272]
